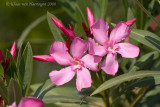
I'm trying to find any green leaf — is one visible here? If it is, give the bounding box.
[19,42,33,96]
[47,11,65,42]
[134,0,148,29]
[17,15,46,48]
[58,0,77,21]
[8,79,22,105]
[76,5,88,26]
[134,0,160,29]
[33,79,56,99]
[91,71,160,96]
[75,8,87,40]
[0,79,8,104]
[77,0,94,25]
[5,50,17,85]
[130,29,160,52]
[43,96,104,107]
[120,76,160,95]
[139,85,160,106]
[127,8,136,28]
[121,0,129,20]
[129,51,159,72]
[99,0,108,18]
[112,76,160,105]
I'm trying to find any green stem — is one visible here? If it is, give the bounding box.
[98,71,109,107]
[134,0,160,28]
[130,86,149,107]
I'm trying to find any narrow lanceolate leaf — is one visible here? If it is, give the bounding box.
[111,75,160,104]
[58,0,77,21]
[127,8,136,28]
[19,42,33,96]
[8,79,22,105]
[130,29,160,52]
[121,0,129,20]
[99,0,108,18]
[5,50,17,85]
[47,11,65,42]
[129,51,159,72]
[91,71,160,96]
[0,79,8,104]
[120,76,160,95]
[77,0,94,24]
[33,79,56,99]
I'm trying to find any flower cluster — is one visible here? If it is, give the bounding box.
[33,7,140,91]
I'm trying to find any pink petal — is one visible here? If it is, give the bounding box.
[76,67,92,91]
[89,38,107,56]
[18,97,44,107]
[126,18,136,27]
[8,102,16,107]
[49,66,75,85]
[117,43,140,58]
[33,55,55,62]
[82,54,101,71]
[86,7,95,28]
[50,41,73,65]
[101,53,118,76]
[109,21,131,44]
[0,50,5,62]
[10,42,16,58]
[68,24,73,31]
[51,17,76,39]
[70,37,88,58]
[61,28,76,40]
[91,18,109,45]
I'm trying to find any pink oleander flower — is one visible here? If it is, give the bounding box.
[33,55,55,62]
[89,18,140,75]
[51,17,76,39]
[49,37,101,91]
[8,97,44,107]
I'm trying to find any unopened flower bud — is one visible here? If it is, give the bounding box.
[10,42,16,58]
[33,55,55,62]
[126,18,136,27]
[86,7,95,28]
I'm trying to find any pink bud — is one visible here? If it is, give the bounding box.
[33,55,55,62]
[10,42,16,58]
[82,22,88,31]
[51,17,65,29]
[126,18,136,27]
[66,39,70,50]
[62,28,76,39]
[0,50,5,63]
[68,24,73,31]
[51,17,76,39]
[86,7,95,28]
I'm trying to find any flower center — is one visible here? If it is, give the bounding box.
[106,44,119,54]
[71,58,83,71]
[108,46,114,53]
